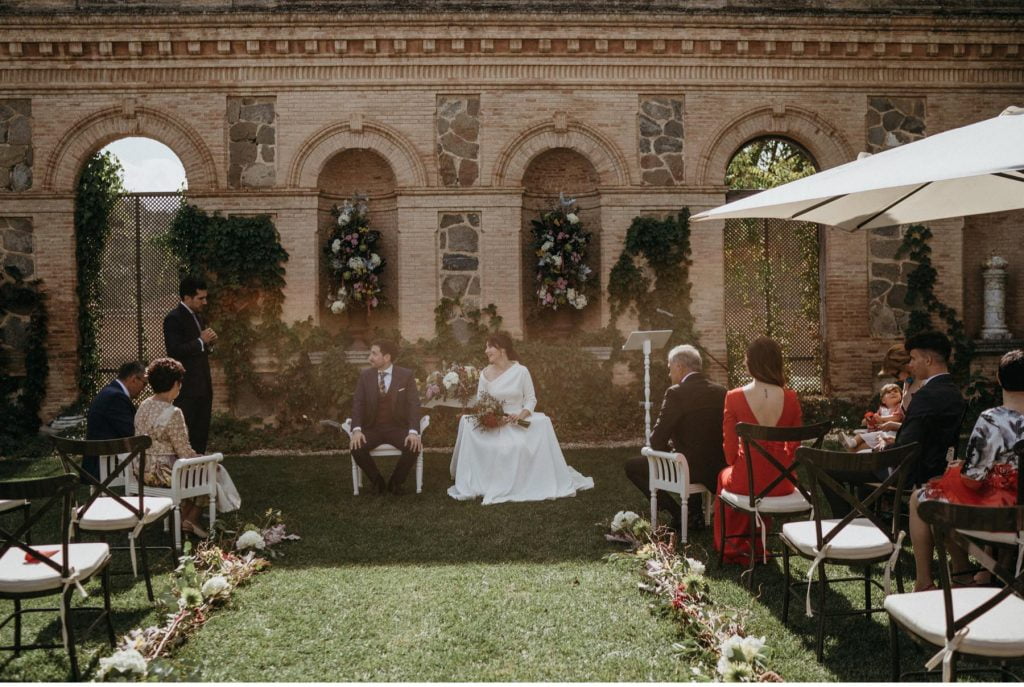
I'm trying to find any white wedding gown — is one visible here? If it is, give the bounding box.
[448,362,594,504]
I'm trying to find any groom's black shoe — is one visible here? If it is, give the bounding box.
[371,476,388,495]
[387,479,407,496]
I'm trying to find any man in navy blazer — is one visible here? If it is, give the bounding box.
[85,361,148,478]
[164,275,217,453]
[350,339,422,494]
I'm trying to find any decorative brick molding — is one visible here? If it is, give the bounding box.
[867,226,919,338]
[289,120,428,189]
[0,100,32,192]
[227,96,277,188]
[436,95,481,187]
[866,96,925,153]
[438,211,481,311]
[638,95,683,186]
[493,120,630,187]
[0,217,35,366]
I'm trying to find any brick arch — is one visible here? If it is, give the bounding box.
[493,121,631,187]
[289,121,427,189]
[695,105,855,186]
[46,106,217,192]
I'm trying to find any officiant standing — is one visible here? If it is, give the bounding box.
[163,275,216,453]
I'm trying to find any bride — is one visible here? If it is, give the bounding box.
[448,332,594,504]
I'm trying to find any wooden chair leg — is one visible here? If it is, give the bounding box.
[13,598,21,656]
[782,546,791,624]
[139,528,154,602]
[864,564,872,612]
[815,564,828,661]
[650,491,658,531]
[102,566,115,647]
[679,495,689,545]
[717,498,726,568]
[746,509,758,590]
[63,585,79,681]
[889,618,901,681]
[416,452,423,494]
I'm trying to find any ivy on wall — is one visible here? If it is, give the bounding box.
[74,151,124,404]
[165,203,289,403]
[0,266,48,451]
[896,224,973,380]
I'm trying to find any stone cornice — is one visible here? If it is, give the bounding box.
[1,62,1021,90]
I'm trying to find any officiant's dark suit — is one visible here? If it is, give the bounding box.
[164,277,214,453]
[350,344,422,494]
[626,345,726,530]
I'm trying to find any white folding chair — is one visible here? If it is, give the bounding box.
[641,447,712,545]
[322,416,429,495]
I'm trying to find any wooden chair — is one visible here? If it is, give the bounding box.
[717,421,831,589]
[885,501,1024,682]
[641,447,712,544]
[53,436,175,602]
[0,499,30,544]
[780,442,919,660]
[321,416,430,495]
[0,474,115,680]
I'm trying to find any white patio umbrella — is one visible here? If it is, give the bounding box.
[691,106,1024,231]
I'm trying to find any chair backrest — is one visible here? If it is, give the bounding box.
[0,474,78,580]
[642,447,690,491]
[52,435,153,520]
[796,442,920,548]
[918,500,1024,642]
[97,453,129,490]
[735,421,831,508]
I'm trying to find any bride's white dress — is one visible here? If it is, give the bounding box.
[448,362,594,504]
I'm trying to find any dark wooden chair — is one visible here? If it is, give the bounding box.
[781,442,919,660]
[0,474,115,680]
[717,420,831,589]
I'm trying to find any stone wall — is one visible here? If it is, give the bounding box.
[0,99,31,191]
[227,96,276,188]
[436,95,480,187]
[865,96,926,154]
[0,216,34,370]
[638,96,683,186]
[867,226,915,338]
[438,211,481,312]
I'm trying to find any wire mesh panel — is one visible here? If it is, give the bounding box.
[723,216,824,394]
[97,193,183,374]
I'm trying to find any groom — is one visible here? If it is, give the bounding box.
[350,339,422,495]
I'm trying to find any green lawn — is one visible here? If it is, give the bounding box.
[0,448,943,681]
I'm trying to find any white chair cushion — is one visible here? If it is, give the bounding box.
[0,543,110,594]
[370,444,401,456]
[720,488,811,514]
[0,500,27,513]
[77,496,174,531]
[885,588,1024,658]
[781,518,894,559]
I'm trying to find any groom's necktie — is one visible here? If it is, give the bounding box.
[378,371,387,394]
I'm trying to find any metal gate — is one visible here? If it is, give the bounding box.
[97,192,183,374]
[723,212,825,394]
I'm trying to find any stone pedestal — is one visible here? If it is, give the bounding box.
[980,255,1012,340]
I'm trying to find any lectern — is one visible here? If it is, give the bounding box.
[623,329,672,444]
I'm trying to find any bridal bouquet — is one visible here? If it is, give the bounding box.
[531,192,593,311]
[423,363,479,405]
[324,194,386,315]
[471,392,530,430]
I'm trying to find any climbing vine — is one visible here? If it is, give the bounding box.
[896,224,973,380]
[165,203,289,402]
[74,151,124,403]
[0,266,49,451]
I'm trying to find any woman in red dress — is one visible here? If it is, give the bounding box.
[714,337,803,565]
[909,349,1023,591]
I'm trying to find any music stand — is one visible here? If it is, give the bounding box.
[623,330,673,444]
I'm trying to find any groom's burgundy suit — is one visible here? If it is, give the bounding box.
[350,365,422,492]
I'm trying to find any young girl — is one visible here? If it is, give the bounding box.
[843,383,904,451]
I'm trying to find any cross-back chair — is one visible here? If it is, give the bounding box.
[0,474,115,681]
[885,500,1024,682]
[52,436,175,602]
[640,447,712,545]
[781,442,919,661]
[0,499,30,544]
[321,416,430,495]
[718,421,831,589]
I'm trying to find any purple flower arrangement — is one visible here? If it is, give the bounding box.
[531,193,593,311]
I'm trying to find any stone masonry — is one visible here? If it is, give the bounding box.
[436,96,481,187]
[227,96,276,188]
[438,212,481,311]
[0,216,35,370]
[638,96,684,186]
[865,96,926,154]
[0,99,31,191]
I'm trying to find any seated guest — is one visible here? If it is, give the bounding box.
[85,361,148,479]
[878,342,920,414]
[841,382,904,451]
[625,344,726,531]
[713,337,803,565]
[134,357,241,538]
[909,349,1024,591]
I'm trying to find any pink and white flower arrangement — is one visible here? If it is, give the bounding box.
[531,193,593,311]
[423,363,479,405]
[324,194,386,315]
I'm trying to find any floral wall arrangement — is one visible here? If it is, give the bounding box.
[324,194,386,316]
[530,193,593,312]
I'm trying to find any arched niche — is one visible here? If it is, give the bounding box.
[521,147,603,338]
[317,148,399,332]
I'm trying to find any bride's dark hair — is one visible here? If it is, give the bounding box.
[486,331,519,361]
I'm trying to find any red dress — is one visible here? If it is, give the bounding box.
[713,387,803,565]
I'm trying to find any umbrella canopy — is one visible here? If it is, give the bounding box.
[692,106,1024,231]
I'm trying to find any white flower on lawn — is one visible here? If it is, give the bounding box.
[330,300,346,315]
[201,575,231,600]
[611,510,640,533]
[97,648,147,678]
[331,238,342,254]
[369,253,382,268]
[566,212,579,224]
[685,557,706,576]
[236,529,265,550]
[442,371,460,390]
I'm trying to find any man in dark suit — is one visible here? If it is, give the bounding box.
[894,330,966,486]
[625,344,727,532]
[350,339,422,495]
[163,275,217,453]
[84,361,148,478]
